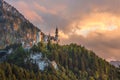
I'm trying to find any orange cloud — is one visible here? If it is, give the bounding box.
[69,12,120,37]
[59,30,69,39]
[14,1,43,23]
[33,2,57,15]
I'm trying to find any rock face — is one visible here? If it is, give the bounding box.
[0,0,40,48]
[30,53,49,71]
[28,53,58,71]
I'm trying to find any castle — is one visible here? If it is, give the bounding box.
[36,28,59,44]
[22,28,59,49]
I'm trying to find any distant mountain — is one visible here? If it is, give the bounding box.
[110,61,120,68]
[0,0,40,48]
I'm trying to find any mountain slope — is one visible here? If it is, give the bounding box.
[0,62,73,80]
[0,0,40,48]
[3,43,120,80]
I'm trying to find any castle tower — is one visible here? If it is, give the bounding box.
[36,31,42,44]
[55,27,59,42]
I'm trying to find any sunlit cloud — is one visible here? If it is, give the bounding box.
[70,12,119,37]
[33,2,57,15]
[59,30,69,39]
[17,1,43,23]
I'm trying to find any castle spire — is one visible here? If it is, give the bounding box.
[55,27,58,38]
[55,27,59,43]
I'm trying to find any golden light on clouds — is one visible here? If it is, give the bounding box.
[70,12,119,37]
[33,2,57,15]
[59,30,69,39]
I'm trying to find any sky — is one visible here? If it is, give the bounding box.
[5,0,120,62]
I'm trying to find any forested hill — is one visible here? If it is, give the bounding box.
[0,42,119,80]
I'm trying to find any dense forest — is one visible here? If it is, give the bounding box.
[0,42,119,80]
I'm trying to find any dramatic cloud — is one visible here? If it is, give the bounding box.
[5,0,120,61]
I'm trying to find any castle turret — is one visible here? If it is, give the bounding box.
[55,27,59,43]
[36,31,42,44]
[55,27,58,40]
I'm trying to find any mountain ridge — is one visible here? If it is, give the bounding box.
[0,0,40,48]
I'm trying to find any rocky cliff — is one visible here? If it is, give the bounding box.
[0,0,40,48]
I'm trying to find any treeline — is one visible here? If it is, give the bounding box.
[0,62,73,80]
